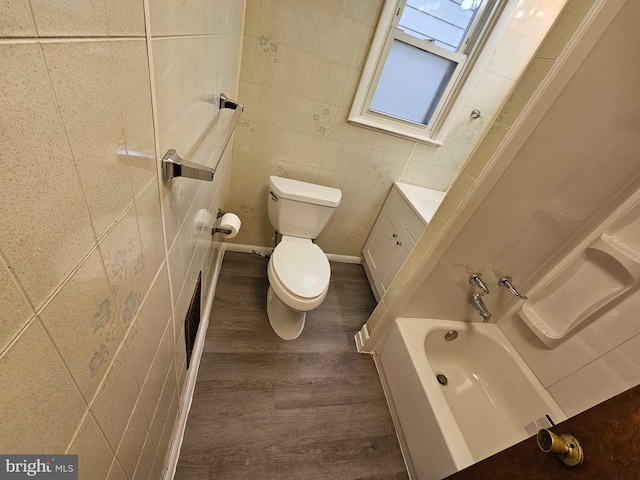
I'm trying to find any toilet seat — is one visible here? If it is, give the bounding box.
[267,237,330,311]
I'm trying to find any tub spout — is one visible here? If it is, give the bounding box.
[469,273,492,322]
[469,294,492,322]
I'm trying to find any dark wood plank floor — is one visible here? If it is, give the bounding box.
[174,251,408,480]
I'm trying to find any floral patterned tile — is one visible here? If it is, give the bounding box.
[39,248,122,402]
[99,207,145,334]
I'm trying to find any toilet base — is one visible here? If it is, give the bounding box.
[267,286,306,340]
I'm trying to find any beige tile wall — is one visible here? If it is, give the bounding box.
[0,1,244,479]
[150,0,245,407]
[229,0,562,256]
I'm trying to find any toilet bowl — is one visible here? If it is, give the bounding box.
[265,176,341,340]
[267,236,330,339]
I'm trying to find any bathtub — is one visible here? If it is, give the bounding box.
[377,317,566,480]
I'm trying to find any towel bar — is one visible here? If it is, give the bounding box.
[162,93,244,182]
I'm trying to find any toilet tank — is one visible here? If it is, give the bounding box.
[268,176,342,239]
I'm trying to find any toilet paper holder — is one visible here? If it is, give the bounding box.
[195,209,240,237]
[211,225,233,235]
[212,208,232,234]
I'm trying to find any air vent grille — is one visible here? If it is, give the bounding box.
[184,272,202,369]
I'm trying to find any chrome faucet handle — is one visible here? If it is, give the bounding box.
[499,276,528,300]
[469,273,489,296]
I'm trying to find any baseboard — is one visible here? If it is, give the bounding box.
[223,242,274,255]
[325,253,361,264]
[224,241,362,264]
[164,245,225,480]
[361,259,381,302]
[354,324,370,353]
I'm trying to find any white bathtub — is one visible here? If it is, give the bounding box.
[377,317,566,480]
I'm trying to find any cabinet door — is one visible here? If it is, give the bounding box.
[379,229,416,294]
[363,204,407,296]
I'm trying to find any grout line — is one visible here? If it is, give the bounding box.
[0,36,145,45]
[140,0,182,348]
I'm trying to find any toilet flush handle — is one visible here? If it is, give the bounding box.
[270,191,278,201]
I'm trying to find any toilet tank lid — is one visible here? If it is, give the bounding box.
[269,176,342,207]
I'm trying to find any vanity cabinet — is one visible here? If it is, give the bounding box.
[363,185,428,301]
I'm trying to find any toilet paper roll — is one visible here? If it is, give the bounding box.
[219,213,241,239]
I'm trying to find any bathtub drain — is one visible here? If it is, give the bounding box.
[444,330,458,341]
[436,374,448,386]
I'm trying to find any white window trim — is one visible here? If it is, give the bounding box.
[348,0,506,146]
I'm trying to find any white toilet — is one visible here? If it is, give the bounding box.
[266,175,342,340]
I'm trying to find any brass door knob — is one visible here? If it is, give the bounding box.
[537,429,584,467]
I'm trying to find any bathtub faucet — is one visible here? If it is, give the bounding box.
[469,273,492,322]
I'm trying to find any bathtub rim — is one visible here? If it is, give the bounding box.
[394,317,567,420]
[376,317,567,478]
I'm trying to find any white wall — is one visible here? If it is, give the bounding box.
[399,0,640,417]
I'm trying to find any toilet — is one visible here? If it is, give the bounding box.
[266,176,342,340]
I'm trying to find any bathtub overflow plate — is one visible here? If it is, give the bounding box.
[436,374,448,386]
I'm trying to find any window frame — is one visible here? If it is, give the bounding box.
[348,0,506,145]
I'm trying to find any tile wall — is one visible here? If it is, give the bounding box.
[229,0,563,256]
[0,1,244,479]
[149,0,244,397]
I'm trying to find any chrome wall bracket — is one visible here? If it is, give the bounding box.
[211,226,232,235]
[218,93,242,111]
[162,149,215,182]
[200,92,243,111]
[162,92,244,182]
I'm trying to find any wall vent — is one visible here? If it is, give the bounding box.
[184,272,202,369]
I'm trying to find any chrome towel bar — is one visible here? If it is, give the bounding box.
[162,93,244,182]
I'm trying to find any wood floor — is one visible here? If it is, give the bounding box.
[174,251,408,479]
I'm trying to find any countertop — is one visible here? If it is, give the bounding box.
[447,383,640,479]
[393,182,446,224]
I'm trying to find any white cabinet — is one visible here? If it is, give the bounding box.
[363,185,427,301]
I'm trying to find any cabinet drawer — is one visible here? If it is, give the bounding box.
[387,186,427,242]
